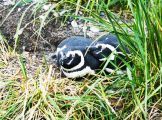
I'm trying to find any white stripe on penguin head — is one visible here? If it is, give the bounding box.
[55,45,67,55]
[61,50,85,71]
[95,43,117,54]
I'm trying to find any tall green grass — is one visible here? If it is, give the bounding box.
[85,0,162,119]
[91,0,162,119]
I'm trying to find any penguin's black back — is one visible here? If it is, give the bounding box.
[95,34,119,47]
[58,36,93,48]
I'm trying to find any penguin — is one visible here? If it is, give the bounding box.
[50,34,131,78]
[50,36,100,78]
[88,33,131,74]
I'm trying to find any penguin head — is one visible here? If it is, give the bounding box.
[60,50,83,70]
[51,49,85,71]
[50,53,57,65]
[88,43,114,61]
[50,51,63,67]
[60,50,96,78]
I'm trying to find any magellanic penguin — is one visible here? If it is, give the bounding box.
[89,33,131,74]
[50,34,131,78]
[50,36,100,78]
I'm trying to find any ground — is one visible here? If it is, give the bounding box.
[0,3,89,95]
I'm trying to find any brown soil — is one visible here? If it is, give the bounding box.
[0,4,85,54]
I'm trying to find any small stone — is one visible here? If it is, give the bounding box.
[90,26,100,33]
[100,11,105,17]
[18,8,21,12]
[43,4,52,11]
[71,20,78,28]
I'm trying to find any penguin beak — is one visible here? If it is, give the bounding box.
[58,53,67,66]
[51,54,57,60]
[59,58,64,66]
[48,53,60,66]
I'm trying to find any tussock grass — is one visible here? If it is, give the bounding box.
[0,0,162,120]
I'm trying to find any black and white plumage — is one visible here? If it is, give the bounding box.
[89,34,130,74]
[50,36,99,78]
[50,34,130,78]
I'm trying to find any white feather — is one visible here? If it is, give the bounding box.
[62,66,95,78]
[105,68,115,73]
[67,58,74,65]
[61,50,85,71]
[96,43,117,55]
[55,45,67,55]
[99,54,115,61]
[105,68,124,74]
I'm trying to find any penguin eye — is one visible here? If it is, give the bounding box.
[66,54,73,62]
[51,54,57,59]
[61,54,73,66]
[98,45,102,50]
[50,53,58,63]
[95,44,102,49]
